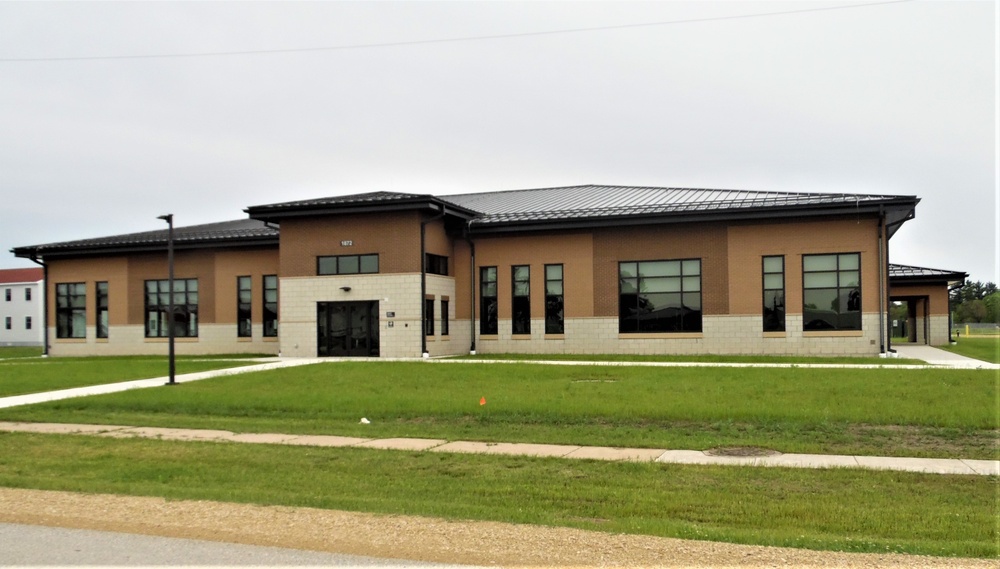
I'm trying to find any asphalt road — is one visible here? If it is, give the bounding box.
[0,523,477,567]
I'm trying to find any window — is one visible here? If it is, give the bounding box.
[237,276,252,337]
[56,283,86,338]
[4,288,9,301]
[96,282,109,339]
[317,254,378,275]
[25,316,31,330]
[803,253,861,331]
[25,288,31,301]
[263,275,278,337]
[511,265,530,335]
[145,279,199,338]
[441,299,449,336]
[480,267,498,334]
[619,259,702,333]
[424,298,435,336]
[762,256,785,332]
[544,264,564,334]
[4,317,10,330]
[425,253,449,276]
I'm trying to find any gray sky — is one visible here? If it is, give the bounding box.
[1,1,996,283]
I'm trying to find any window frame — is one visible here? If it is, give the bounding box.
[618,259,703,333]
[480,267,498,335]
[511,265,530,335]
[4,288,9,302]
[424,297,435,336]
[441,298,449,336]
[802,253,862,331]
[144,278,199,338]
[55,282,86,339]
[237,276,252,338]
[544,264,564,334]
[96,281,109,339]
[4,316,10,330]
[24,288,31,301]
[25,316,31,330]
[762,256,785,332]
[263,275,278,337]
[317,254,379,276]
[425,253,449,276]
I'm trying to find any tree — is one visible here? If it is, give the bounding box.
[984,292,1000,324]
[956,299,987,323]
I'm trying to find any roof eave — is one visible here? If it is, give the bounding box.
[246,197,477,223]
[13,235,279,261]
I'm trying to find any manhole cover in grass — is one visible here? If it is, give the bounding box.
[704,447,781,457]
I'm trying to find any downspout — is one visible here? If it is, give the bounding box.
[877,208,886,355]
[28,253,48,357]
[465,225,476,355]
[420,208,447,358]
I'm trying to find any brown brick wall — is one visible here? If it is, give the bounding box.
[211,248,280,324]
[726,216,881,316]
[891,283,950,315]
[592,223,729,317]
[279,211,423,277]
[47,257,128,327]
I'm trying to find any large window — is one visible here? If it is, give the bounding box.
[480,267,498,335]
[237,276,252,337]
[511,265,530,335]
[145,279,199,338]
[425,253,448,276]
[317,254,379,275]
[263,275,278,337]
[803,253,861,331]
[96,282,109,339]
[56,283,86,338]
[544,264,564,334]
[619,259,702,333]
[762,256,785,332]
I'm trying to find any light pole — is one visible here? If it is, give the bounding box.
[157,214,176,385]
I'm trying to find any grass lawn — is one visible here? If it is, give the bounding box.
[0,432,994,559]
[457,353,927,365]
[1,361,995,459]
[0,356,259,398]
[940,336,1000,364]
[0,346,43,359]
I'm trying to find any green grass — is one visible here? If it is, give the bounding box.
[0,432,994,559]
[0,346,43,359]
[2,361,995,459]
[940,336,1000,364]
[0,356,258,397]
[457,352,927,365]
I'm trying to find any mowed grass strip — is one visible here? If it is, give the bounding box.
[0,356,258,397]
[1,362,995,458]
[0,347,43,359]
[941,336,1000,364]
[457,352,927,365]
[0,432,993,559]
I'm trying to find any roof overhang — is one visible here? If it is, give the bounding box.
[246,196,477,224]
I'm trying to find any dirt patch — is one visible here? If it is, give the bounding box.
[0,487,992,568]
[705,446,781,457]
[846,424,1000,458]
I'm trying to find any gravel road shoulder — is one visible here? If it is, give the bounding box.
[0,488,992,568]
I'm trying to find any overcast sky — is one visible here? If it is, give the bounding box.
[1,1,995,283]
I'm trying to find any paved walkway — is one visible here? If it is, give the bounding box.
[1,349,996,477]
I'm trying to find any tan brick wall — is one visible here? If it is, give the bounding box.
[592,223,729,317]
[279,211,423,277]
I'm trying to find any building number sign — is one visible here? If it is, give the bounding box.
[341,240,353,247]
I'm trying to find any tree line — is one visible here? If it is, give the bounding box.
[950,281,1000,324]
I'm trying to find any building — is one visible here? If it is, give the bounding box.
[10,184,963,358]
[0,267,44,347]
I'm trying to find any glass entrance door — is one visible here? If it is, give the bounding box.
[317,301,379,357]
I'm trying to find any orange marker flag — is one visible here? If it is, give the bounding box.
[480,397,486,406]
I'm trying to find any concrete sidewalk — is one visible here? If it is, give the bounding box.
[1,420,995,476]
[891,344,999,369]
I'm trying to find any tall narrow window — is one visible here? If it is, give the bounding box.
[4,288,9,301]
[424,298,435,336]
[4,317,10,330]
[544,264,564,334]
[237,276,252,337]
[762,256,785,332]
[441,299,449,336]
[619,259,702,333]
[263,275,278,337]
[803,253,861,331]
[25,288,31,301]
[145,279,199,338]
[96,281,109,339]
[56,283,86,338]
[25,316,32,330]
[480,267,498,335]
[511,265,530,335]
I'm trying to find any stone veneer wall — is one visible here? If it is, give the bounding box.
[474,313,884,356]
[928,315,951,346]
[47,324,280,356]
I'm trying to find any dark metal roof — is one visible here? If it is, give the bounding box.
[439,185,918,231]
[12,219,278,260]
[246,191,478,222]
[889,263,968,286]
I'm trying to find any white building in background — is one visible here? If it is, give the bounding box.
[0,268,44,347]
